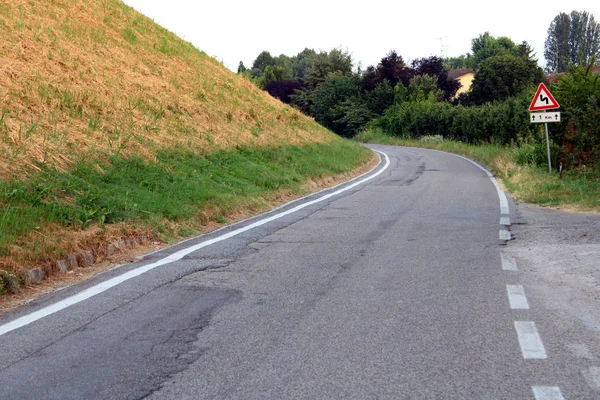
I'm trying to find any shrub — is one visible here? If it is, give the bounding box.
[376,91,534,144]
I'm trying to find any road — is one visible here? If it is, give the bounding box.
[0,144,598,399]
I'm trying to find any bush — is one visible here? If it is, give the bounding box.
[376,91,534,144]
[551,64,600,166]
[512,141,562,168]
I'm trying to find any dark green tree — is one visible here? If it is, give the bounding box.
[444,54,475,70]
[310,72,365,136]
[469,54,543,104]
[471,32,517,68]
[250,51,275,78]
[545,11,600,72]
[237,61,247,74]
[290,48,317,80]
[305,48,353,89]
[411,56,461,101]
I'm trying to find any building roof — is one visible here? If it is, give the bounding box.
[546,65,600,83]
[447,70,474,80]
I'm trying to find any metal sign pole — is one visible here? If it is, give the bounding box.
[544,115,552,173]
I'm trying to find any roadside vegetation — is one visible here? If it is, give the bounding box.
[243,9,600,212]
[0,0,371,294]
[356,129,600,213]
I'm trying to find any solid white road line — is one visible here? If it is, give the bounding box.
[532,386,565,400]
[501,254,518,271]
[0,151,391,337]
[446,153,510,215]
[500,216,510,226]
[500,230,512,241]
[506,285,530,309]
[515,321,547,359]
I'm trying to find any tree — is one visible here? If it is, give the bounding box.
[411,56,460,101]
[290,48,317,80]
[444,54,475,70]
[545,11,600,72]
[552,62,600,166]
[310,72,363,135]
[305,48,353,89]
[469,54,543,104]
[407,75,444,103]
[237,61,247,74]
[265,80,306,104]
[364,81,395,115]
[471,32,517,68]
[250,51,275,78]
[376,50,413,87]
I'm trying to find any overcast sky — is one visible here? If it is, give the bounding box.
[123,0,600,72]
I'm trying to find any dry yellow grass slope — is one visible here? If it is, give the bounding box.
[0,0,373,299]
[0,0,334,179]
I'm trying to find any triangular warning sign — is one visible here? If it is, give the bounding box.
[529,83,560,111]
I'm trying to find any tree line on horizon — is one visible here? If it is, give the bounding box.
[238,33,543,137]
[238,10,599,169]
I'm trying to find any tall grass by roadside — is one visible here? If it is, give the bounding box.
[356,129,600,213]
[0,141,372,293]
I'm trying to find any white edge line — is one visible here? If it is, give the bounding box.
[427,149,509,215]
[532,386,565,400]
[515,321,547,359]
[140,148,385,259]
[0,151,391,337]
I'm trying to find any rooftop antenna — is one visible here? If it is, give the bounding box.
[436,37,448,58]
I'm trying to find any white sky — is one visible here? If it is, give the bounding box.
[123,0,600,72]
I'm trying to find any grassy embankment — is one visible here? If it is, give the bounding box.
[356,129,600,212]
[0,0,372,294]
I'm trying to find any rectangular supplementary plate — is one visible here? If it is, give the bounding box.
[531,112,561,123]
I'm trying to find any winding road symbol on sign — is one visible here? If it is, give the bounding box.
[529,83,560,111]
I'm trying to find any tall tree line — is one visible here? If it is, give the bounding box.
[544,10,600,72]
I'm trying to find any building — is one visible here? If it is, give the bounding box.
[447,70,475,97]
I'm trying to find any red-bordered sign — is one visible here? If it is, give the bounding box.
[529,83,560,111]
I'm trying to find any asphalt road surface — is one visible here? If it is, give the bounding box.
[0,145,597,399]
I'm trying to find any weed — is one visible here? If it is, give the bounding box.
[0,269,22,295]
[88,115,100,133]
[251,126,262,137]
[122,27,136,43]
[195,91,207,102]
[419,135,444,144]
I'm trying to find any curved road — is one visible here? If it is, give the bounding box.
[0,145,590,398]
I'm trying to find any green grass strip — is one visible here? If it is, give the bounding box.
[0,140,371,257]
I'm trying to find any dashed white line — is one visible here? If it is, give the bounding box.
[515,321,547,359]
[501,254,518,271]
[0,151,391,337]
[582,366,600,390]
[500,216,510,226]
[500,230,512,241]
[506,285,530,309]
[532,386,565,400]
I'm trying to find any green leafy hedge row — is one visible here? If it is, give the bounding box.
[375,90,535,145]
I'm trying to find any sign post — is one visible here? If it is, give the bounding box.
[529,83,560,173]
